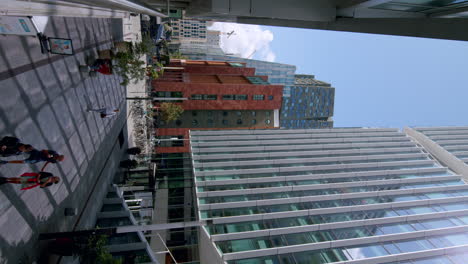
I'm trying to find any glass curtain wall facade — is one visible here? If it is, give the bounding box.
[97,184,157,263]
[190,128,468,264]
[153,152,200,263]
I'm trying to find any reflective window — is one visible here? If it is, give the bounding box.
[438,233,468,246]
[333,227,373,240]
[191,94,202,100]
[393,238,434,253]
[345,244,388,259]
[420,219,456,229]
[448,252,468,264]
[204,94,217,100]
[235,94,248,100]
[412,256,453,264]
[376,223,415,235]
[246,76,270,85]
[253,95,265,100]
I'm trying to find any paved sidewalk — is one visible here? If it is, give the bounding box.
[0,16,127,263]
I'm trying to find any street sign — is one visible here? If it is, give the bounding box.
[48,37,74,55]
[0,16,37,36]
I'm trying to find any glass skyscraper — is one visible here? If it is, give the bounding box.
[190,127,468,264]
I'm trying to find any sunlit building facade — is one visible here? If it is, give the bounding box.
[184,53,335,129]
[411,126,468,165]
[190,127,468,264]
[281,75,334,129]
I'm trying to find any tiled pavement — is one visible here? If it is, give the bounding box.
[0,16,129,263]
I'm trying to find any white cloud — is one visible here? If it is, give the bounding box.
[208,22,276,62]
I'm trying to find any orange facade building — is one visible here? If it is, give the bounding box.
[153,59,284,153]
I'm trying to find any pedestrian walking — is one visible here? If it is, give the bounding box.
[87,107,120,118]
[0,172,60,190]
[0,136,34,157]
[0,149,64,170]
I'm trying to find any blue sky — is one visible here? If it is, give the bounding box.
[257,26,468,128]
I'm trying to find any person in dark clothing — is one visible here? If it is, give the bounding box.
[0,149,64,170]
[0,136,33,157]
[1,143,33,157]
[0,172,60,190]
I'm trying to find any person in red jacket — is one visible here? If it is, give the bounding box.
[0,172,59,190]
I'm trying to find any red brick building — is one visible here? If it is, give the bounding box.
[153,59,283,153]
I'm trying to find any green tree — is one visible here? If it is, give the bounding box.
[113,35,155,85]
[160,102,184,122]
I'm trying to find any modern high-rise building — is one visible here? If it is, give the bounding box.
[171,19,210,45]
[281,74,335,129]
[190,127,468,264]
[185,53,336,129]
[153,59,283,153]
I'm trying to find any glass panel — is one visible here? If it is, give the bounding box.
[448,252,468,264]
[375,223,415,235]
[420,219,456,229]
[456,215,468,224]
[439,233,468,246]
[293,250,327,264]
[365,209,398,219]
[411,256,454,264]
[321,212,366,223]
[425,192,455,199]
[224,239,254,252]
[441,203,468,210]
[345,244,389,260]
[393,238,434,253]
[320,248,351,263]
[333,227,372,240]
